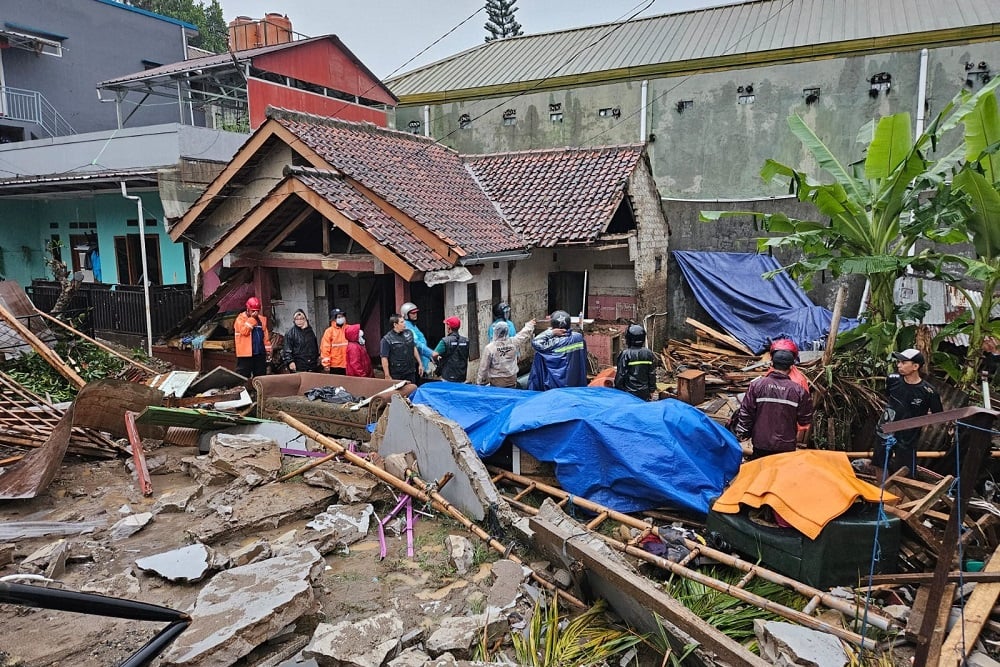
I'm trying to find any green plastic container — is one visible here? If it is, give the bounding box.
[706,503,901,589]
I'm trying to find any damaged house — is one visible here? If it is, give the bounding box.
[169,108,668,371]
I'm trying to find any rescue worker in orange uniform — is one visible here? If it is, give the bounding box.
[234,296,270,379]
[320,308,349,375]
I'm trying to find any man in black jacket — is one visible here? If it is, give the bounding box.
[733,349,813,459]
[874,348,943,476]
[614,324,657,400]
[380,314,422,383]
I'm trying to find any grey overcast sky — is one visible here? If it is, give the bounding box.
[216,1,734,79]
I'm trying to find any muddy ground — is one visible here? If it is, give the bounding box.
[0,443,506,667]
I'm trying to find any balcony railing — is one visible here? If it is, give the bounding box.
[0,86,75,138]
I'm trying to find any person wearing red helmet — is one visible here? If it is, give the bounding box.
[432,316,470,382]
[766,338,811,443]
[234,296,270,379]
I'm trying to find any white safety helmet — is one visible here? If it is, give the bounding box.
[400,302,419,318]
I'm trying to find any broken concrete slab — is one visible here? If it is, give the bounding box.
[153,485,202,514]
[446,535,474,576]
[81,568,142,599]
[0,543,14,566]
[135,543,220,583]
[302,611,404,667]
[306,503,373,539]
[387,647,434,667]
[161,547,324,666]
[18,539,70,576]
[754,620,849,666]
[199,421,307,456]
[424,614,509,660]
[487,559,527,613]
[372,396,515,524]
[208,433,282,485]
[108,512,153,541]
[228,540,272,568]
[189,483,337,544]
[303,461,390,504]
[181,455,236,487]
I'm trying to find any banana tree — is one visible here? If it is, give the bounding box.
[701,78,1000,361]
[934,84,1000,385]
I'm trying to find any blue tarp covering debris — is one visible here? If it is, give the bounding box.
[411,383,743,515]
[673,251,859,354]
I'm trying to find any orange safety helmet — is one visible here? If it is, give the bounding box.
[246,296,261,310]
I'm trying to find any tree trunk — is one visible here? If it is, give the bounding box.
[46,253,79,317]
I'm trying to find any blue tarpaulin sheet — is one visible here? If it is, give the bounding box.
[411,383,743,515]
[673,251,859,354]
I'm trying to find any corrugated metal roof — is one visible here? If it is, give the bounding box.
[388,0,1000,97]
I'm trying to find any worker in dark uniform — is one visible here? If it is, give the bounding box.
[874,348,943,476]
[528,310,588,390]
[433,316,470,382]
[379,314,422,384]
[614,324,657,400]
[733,349,813,459]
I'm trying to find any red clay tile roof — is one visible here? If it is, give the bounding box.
[464,145,645,247]
[270,108,524,259]
[294,171,451,272]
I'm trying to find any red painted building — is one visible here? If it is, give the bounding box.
[99,27,397,132]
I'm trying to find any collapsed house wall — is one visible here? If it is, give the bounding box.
[371,395,513,523]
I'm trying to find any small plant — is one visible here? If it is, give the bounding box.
[510,595,643,666]
[643,616,699,667]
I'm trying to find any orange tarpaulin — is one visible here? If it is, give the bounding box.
[712,450,897,539]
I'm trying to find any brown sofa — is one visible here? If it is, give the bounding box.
[253,373,416,441]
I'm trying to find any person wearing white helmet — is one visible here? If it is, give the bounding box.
[400,302,434,378]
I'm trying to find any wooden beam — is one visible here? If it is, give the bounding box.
[939,543,1000,664]
[161,267,251,340]
[293,185,419,281]
[35,310,158,376]
[865,571,1000,586]
[530,513,770,667]
[231,252,376,272]
[199,178,298,271]
[170,120,284,240]
[0,304,85,389]
[263,206,313,252]
[685,317,754,355]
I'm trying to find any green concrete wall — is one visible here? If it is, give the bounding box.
[0,191,187,286]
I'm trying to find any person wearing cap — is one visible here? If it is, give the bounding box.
[478,319,537,387]
[432,317,470,382]
[874,348,943,476]
[234,296,270,379]
[320,307,349,375]
[733,349,813,459]
[281,309,319,373]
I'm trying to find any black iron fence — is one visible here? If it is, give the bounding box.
[27,281,192,341]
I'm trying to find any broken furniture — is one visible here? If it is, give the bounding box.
[706,503,901,589]
[254,373,415,442]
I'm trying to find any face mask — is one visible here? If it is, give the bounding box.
[336,317,346,325]
[358,332,365,345]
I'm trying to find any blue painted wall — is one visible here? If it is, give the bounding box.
[0,191,187,286]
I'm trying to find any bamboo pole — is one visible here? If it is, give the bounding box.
[823,284,848,366]
[35,310,159,375]
[276,452,339,482]
[0,303,85,389]
[489,467,898,634]
[276,412,585,609]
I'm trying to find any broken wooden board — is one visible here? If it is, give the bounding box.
[530,507,769,667]
[0,302,85,389]
[69,378,165,440]
[684,318,754,355]
[135,406,269,430]
[0,380,114,499]
[939,543,1000,664]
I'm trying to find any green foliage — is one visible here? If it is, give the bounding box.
[1,340,128,402]
[485,0,523,42]
[126,0,228,53]
[509,596,643,666]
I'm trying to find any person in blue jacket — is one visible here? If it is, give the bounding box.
[528,309,588,390]
[488,301,517,341]
[400,302,434,379]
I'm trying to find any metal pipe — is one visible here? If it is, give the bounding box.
[423,104,430,137]
[639,79,648,141]
[120,182,154,355]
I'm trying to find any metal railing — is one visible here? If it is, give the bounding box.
[0,86,76,138]
[27,281,192,342]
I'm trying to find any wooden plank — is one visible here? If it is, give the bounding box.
[530,512,769,667]
[684,318,754,355]
[0,303,85,389]
[866,571,1000,586]
[939,544,1000,665]
[134,406,268,429]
